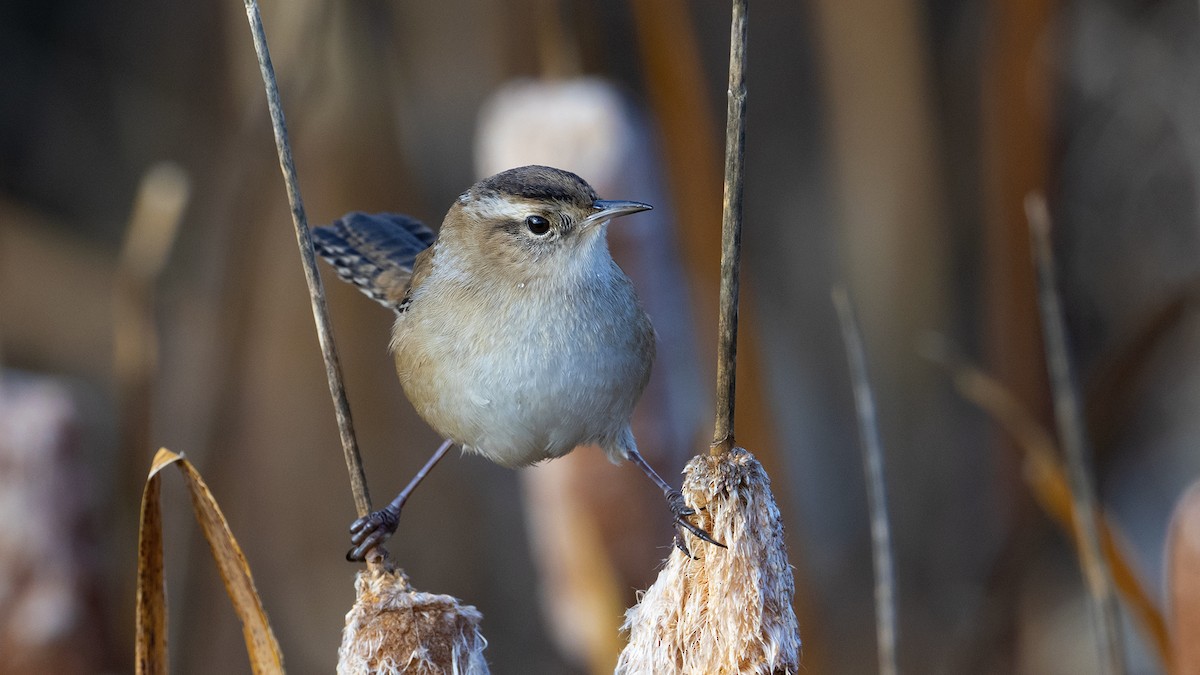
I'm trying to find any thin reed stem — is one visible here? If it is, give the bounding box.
[242,0,373,520]
[712,0,748,455]
[1026,193,1125,674]
[833,287,898,675]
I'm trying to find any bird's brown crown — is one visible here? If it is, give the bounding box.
[466,165,598,208]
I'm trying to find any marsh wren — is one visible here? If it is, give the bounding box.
[314,165,721,560]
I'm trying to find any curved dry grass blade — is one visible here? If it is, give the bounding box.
[924,344,1171,671]
[1167,481,1200,674]
[135,448,285,675]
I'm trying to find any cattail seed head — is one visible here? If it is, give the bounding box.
[618,448,800,674]
[337,566,488,675]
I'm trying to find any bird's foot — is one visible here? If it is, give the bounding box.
[347,505,401,562]
[666,489,726,557]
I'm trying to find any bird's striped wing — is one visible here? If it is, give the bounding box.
[312,211,435,312]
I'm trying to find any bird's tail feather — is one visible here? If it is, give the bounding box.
[312,211,435,311]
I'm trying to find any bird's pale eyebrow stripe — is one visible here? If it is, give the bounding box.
[464,195,537,221]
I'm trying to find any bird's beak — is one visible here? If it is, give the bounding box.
[583,199,653,227]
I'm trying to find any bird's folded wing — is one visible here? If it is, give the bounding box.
[312,212,435,312]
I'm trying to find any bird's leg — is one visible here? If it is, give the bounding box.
[347,438,455,562]
[624,447,726,556]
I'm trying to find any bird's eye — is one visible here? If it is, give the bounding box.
[525,215,551,235]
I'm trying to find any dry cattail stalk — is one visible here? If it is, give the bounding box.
[618,448,800,674]
[337,565,488,675]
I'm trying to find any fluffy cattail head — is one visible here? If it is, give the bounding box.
[337,566,489,675]
[618,448,800,674]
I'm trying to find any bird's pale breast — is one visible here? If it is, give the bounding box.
[392,256,654,467]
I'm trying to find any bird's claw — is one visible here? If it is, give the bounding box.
[666,489,726,553]
[667,489,696,517]
[346,506,401,562]
[673,532,698,559]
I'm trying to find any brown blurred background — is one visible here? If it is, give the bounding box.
[2,0,1197,673]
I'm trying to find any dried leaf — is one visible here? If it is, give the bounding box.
[135,458,166,675]
[135,448,284,675]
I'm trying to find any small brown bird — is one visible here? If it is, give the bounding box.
[315,165,720,561]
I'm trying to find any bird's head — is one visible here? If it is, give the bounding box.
[441,165,651,279]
